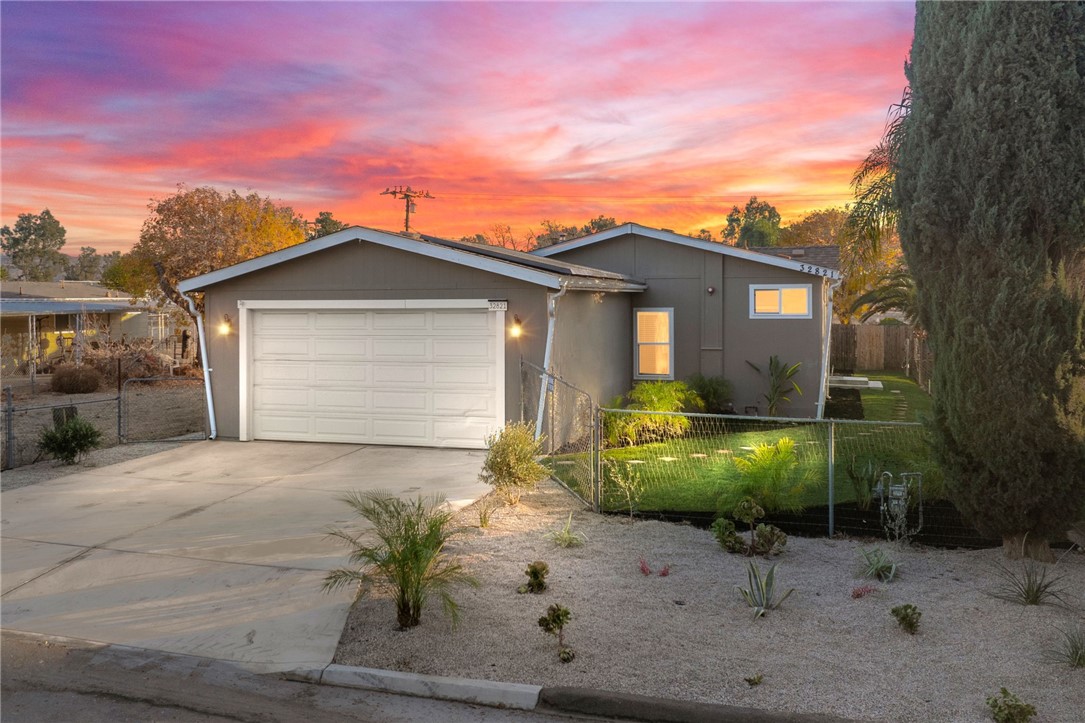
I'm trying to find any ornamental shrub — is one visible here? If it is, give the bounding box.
[38,415,102,464]
[479,422,548,504]
[51,364,102,394]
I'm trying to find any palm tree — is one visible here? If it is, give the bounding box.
[323,491,477,629]
[847,267,919,325]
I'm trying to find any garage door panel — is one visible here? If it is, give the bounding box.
[433,366,492,386]
[255,362,311,382]
[315,312,369,329]
[313,338,369,358]
[373,390,428,412]
[372,338,428,359]
[313,389,368,409]
[255,337,312,358]
[374,311,427,329]
[251,308,498,449]
[434,392,493,416]
[373,365,428,384]
[434,312,490,330]
[255,312,311,331]
[314,364,369,383]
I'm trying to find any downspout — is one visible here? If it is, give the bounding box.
[816,276,844,419]
[180,290,218,439]
[534,282,568,440]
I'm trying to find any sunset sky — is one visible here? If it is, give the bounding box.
[1,1,915,253]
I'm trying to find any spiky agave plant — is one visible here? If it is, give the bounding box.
[323,491,478,629]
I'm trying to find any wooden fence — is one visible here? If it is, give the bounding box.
[831,324,933,391]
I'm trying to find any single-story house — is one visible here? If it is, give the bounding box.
[178,224,841,449]
[0,281,174,374]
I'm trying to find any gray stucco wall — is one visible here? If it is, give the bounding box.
[199,241,552,439]
[543,233,827,418]
[549,289,633,408]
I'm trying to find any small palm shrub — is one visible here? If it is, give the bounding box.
[891,603,921,634]
[859,547,899,583]
[518,561,549,594]
[986,688,1036,723]
[738,561,794,618]
[538,604,574,662]
[716,437,812,518]
[479,422,548,505]
[38,415,102,464]
[51,364,103,394]
[322,491,477,629]
[603,381,703,446]
[746,355,802,416]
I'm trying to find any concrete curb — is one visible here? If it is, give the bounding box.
[538,686,856,722]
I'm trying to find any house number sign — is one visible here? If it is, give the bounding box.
[798,264,833,276]
[489,300,508,311]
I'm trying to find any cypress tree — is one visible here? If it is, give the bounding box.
[896,2,1085,560]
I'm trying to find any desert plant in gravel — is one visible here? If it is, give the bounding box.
[1043,624,1085,669]
[38,415,102,464]
[738,561,794,618]
[851,585,878,599]
[479,422,548,505]
[476,494,503,529]
[986,688,1036,723]
[605,459,646,521]
[891,604,921,635]
[322,491,477,629]
[744,673,764,687]
[859,547,899,583]
[752,523,787,556]
[518,561,549,594]
[711,518,747,554]
[545,512,586,548]
[538,604,574,663]
[990,560,1069,607]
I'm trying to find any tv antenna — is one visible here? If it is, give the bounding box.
[380,186,434,234]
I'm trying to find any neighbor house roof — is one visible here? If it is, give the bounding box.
[178,226,647,293]
[750,245,840,271]
[533,223,843,280]
[0,298,147,317]
[0,281,129,300]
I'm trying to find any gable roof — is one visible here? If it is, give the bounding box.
[178,226,646,294]
[751,245,840,271]
[533,222,842,280]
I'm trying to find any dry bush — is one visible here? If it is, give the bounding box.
[51,364,103,394]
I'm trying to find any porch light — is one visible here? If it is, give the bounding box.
[510,314,523,338]
[218,314,233,336]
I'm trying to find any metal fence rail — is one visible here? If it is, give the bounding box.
[1,377,208,470]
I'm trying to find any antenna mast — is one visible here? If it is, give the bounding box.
[379,186,435,234]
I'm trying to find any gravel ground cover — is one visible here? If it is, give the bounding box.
[333,480,1085,723]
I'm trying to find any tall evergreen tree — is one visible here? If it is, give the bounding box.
[896,2,1085,560]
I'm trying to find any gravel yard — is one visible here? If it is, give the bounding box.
[332,480,1085,723]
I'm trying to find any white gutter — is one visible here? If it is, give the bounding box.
[535,283,569,440]
[816,277,844,419]
[180,290,218,439]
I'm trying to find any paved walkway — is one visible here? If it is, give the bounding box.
[1,441,489,673]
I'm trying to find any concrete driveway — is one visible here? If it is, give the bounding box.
[1,441,489,673]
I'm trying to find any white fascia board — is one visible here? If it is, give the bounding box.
[179,225,564,292]
[237,299,495,310]
[534,222,842,280]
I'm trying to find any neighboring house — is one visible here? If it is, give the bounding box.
[179,224,841,450]
[0,281,175,374]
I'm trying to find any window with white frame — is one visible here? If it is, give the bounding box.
[749,284,812,318]
[634,308,673,379]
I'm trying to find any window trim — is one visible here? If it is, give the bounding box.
[633,307,674,380]
[749,284,813,319]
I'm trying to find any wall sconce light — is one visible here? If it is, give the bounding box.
[510,314,523,338]
[218,314,233,336]
[706,286,716,296]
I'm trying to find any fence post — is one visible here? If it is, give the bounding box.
[593,407,602,512]
[117,379,124,444]
[827,420,836,538]
[3,386,13,470]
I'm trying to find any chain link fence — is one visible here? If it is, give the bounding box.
[2,377,208,470]
[537,407,995,549]
[520,359,597,508]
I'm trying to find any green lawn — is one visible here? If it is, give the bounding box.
[548,374,941,514]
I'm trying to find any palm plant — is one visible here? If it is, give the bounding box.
[323,491,477,629]
[717,437,811,516]
[848,267,919,325]
[746,356,802,416]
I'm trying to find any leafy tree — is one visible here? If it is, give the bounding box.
[534,219,580,248]
[128,185,305,317]
[101,251,158,299]
[65,246,104,281]
[896,2,1085,561]
[779,208,850,247]
[307,211,348,240]
[695,228,713,241]
[1,209,67,280]
[722,197,781,247]
[579,214,618,236]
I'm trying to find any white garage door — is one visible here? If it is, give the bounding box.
[250,308,500,448]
